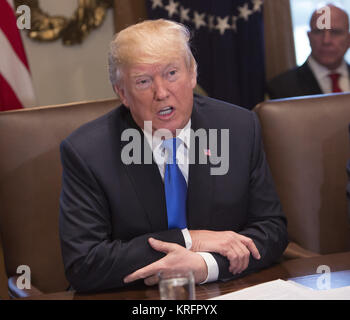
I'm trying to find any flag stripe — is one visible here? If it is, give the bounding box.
[0,29,36,107]
[6,0,14,9]
[0,73,23,111]
[0,0,30,70]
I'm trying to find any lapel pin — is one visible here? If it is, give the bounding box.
[203,149,211,156]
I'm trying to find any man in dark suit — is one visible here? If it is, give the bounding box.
[59,19,288,293]
[267,4,350,99]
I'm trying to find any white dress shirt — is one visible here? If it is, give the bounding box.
[143,120,219,283]
[307,55,350,93]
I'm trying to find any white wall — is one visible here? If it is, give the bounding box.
[20,0,116,107]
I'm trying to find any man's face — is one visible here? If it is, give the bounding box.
[308,7,350,70]
[115,58,196,136]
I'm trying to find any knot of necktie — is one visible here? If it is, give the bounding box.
[162,137,181,164]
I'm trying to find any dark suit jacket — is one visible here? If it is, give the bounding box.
[59,95,288,292]
[267,61,350,99]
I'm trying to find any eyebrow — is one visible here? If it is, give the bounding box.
[311,27,346,31]
[131,73,151,78]
[130,63,180,78]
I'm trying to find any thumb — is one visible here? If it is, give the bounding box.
[240,236,261,260]
[148,237,177,254]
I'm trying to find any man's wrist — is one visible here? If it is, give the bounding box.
[181,228,192,249]
[197,252,219,284]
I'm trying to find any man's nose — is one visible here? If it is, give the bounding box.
[322,30,332,44]
[153,77,169,100]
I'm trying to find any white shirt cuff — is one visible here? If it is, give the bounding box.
[181,228,192,249]
[197,252,219,284]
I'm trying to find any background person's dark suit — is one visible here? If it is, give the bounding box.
[266,62,350,99]
[59,94,288,292]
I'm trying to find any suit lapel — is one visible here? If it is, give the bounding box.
[298,62,323,94]
[118,107,168,231]
[187,98,214,229]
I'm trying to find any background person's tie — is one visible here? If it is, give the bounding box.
[328,73,342,93]
[162,138,187,229]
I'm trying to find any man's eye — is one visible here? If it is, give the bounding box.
[311,29,322,35]
[137,79,149,84]
[167,69,178,81]
[311,28,346,37]
[330,29,345,36]
[135,78,151,89]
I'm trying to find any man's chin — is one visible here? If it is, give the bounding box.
[317,57,342,70]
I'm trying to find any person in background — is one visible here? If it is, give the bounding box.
[267,4,350,99]
[59,19,288,293]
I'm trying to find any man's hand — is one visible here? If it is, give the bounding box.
[124,238,208,286]
[189,230,261,274]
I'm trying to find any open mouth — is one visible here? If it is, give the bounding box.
[158,106,174,117]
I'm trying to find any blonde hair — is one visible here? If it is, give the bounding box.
[108,19,197,88]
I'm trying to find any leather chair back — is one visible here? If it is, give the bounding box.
[0,98,119,293]
[0,238,9,299]
[254,93,350,254]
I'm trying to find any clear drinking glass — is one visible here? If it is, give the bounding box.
[158,270,196,300]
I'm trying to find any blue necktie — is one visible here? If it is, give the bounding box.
[162,138,187,229]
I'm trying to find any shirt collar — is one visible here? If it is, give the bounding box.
[143,119,192,152]
[307,55,348,78]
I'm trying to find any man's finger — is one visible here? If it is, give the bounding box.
[144,275,159,286]
[124,239,182,283]
[228,243,247,274]
[148,237,178,254]
[123,260,161,283]
[235,243,250,274]
[240,236,261,259]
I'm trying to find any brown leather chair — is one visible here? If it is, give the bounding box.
[0,238,9,299]
[0,98,119,298]
[254,93,350,258]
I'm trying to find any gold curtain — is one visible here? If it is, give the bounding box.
[113,0,148,32]
[264,0,296,82]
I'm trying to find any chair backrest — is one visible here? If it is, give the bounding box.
[0,237,9,299]
[254,93,350,254]
[0,98,119,293]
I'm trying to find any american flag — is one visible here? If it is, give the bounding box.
[147,0,265,109]
[0,0,36,111]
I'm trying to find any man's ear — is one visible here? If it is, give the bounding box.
[190,70,197,90]
[114,84,129,107]
[307,30,312,43]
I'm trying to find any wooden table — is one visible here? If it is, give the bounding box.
[22,251,350,300]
